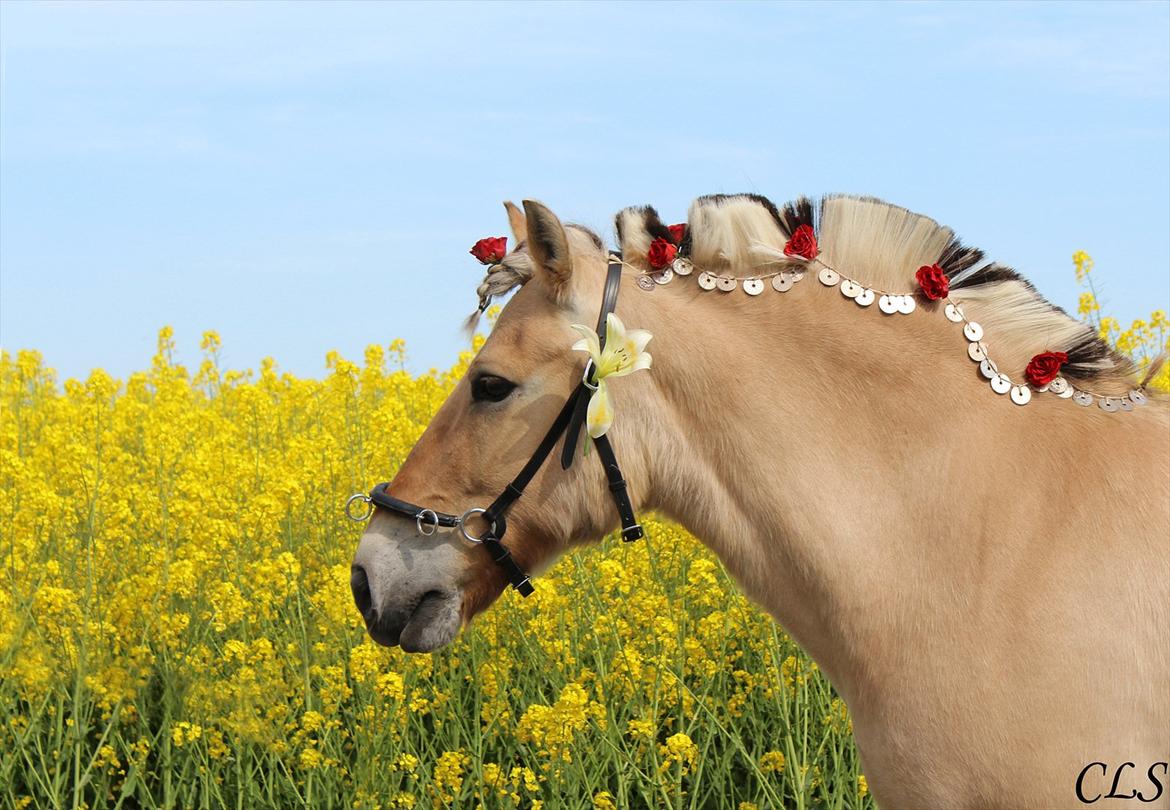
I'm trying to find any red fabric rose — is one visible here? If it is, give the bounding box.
[915,264,950,300]
[647,237,677,270]
[783,224,818,260]
[470,236,507,264]
[667,223,687,245]
[1025,351,1068,387]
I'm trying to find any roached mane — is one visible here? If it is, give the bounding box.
[470,193,1138,388]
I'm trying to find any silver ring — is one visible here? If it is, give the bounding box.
[582,361,599,391]
[416,509,439,536]
[345,493,373,522]
[458,507,495,544]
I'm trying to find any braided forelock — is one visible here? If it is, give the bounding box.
[462,248,536,335]
[463,223,603,335]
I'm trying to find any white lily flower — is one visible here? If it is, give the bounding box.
[570,313,652,439]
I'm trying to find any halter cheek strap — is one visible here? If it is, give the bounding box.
[348,259,642,598]
[560,261,623,468]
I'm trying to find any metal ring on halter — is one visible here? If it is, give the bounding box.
[416,509,439,536]
[345,493,373,522]
[457,507,496,544]
[582,360,599,391]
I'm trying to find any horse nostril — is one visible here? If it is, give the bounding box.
[350,565,372,617]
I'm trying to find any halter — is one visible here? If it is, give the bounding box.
[345,259,642,597]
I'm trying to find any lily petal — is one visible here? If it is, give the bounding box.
[569,324,601,360]
[626,329,653,354]
[586,380,614,439]
[604,313,627,351]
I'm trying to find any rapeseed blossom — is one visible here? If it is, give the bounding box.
[0,328,862,807]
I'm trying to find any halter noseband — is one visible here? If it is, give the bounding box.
[345,259,642,597]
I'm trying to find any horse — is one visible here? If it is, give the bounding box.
[349,193,1169,809]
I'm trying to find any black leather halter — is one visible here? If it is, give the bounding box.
[347,260,642,597]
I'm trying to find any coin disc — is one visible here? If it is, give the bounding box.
[772,274,793,293]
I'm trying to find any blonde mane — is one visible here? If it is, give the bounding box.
[667,193,1138,390]
[471,193,1139,390]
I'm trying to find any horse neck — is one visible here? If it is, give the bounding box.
[619,276,1165,704]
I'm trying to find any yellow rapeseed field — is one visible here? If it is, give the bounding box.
[1,256,1166,809]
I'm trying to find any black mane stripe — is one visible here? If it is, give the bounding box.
[614,205,671,248]
[642,207,674,244]
[779,197,816,238]
[694,193,788,236]
[949,262,1022,289]
[936,239,986,279]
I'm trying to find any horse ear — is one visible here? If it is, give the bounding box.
[522,199,572,302]
[503,201,527,245]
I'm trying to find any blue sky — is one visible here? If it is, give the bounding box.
[1,1,1167,382]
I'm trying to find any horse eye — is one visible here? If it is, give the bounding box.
[471,374,517,403]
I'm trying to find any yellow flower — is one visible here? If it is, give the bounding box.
[659,732,698,775]
[516,683,604,764]
[171,722,203,748]
[95,744,121,771]
[432,750,469,804]
[375,671,405,701]
[627,718,656,740]
[570,313,653,438]
[1073,250,1094,282]
[1098,316,1120,341]
[759,750,786,773]
[593,791,617,810]
[393,753,419,774]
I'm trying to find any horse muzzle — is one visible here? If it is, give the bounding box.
[350,522,465,652]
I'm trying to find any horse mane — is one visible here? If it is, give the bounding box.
[676,193,1138,388]
[468,193,1137,389]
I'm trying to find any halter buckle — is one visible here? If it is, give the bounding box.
[621,523,643,542]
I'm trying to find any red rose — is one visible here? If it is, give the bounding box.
[647,237,677,270]
[915,264,950,300]
[1025,351,1068,387]
[667,223,687,245]
[783,224,818,260]
[470,236,507,264]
